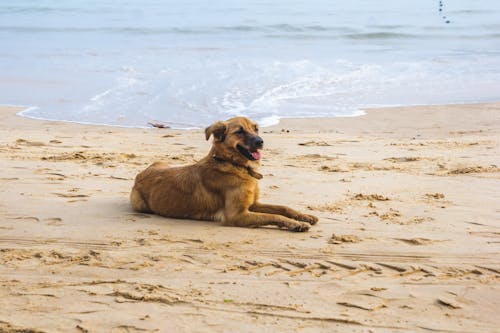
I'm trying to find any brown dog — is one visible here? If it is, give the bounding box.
[130,117,317,231]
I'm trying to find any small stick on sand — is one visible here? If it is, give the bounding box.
[148,121,171,129]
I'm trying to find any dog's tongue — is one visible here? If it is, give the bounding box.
[251,150,261,160]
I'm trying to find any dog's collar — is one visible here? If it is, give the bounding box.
[212,155,263,180]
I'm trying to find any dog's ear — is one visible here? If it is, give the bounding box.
[205,121,227,141]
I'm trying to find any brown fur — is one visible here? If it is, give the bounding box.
[130,117,318,231]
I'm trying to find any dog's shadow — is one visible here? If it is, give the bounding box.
[118,201,217,230]
[95,198,301,234]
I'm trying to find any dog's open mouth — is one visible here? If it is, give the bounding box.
[237,144,261,161]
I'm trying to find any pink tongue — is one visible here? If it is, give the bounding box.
[251,151,261,160]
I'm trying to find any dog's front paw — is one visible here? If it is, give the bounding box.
[289,222,310,232]
[296,214,318,225]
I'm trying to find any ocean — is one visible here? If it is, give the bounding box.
[1,0,500,128]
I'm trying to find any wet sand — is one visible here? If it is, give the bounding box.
[0,103,499,332]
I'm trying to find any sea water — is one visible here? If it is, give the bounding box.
[1,0,500,128]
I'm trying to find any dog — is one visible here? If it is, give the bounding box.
[130,116,318,231]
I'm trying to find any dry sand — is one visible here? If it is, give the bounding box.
[0,103,499,332]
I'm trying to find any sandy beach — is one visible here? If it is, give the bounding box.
[1,103,499,332]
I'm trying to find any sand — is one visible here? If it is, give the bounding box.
[0,103,499,332]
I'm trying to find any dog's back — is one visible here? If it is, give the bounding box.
[130,161,225,220]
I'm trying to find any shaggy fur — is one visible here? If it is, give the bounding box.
[130,117,318,231]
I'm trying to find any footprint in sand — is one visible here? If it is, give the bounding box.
[307,203,344,214]
[53,193,89,198]
[384,156,422,163]
[15,138,46,147]
[126,213,152,221]
[337,293,386,311]
[436,297,462,309]
[423,193,450,208]
[109,176,131,180]
[52,192,90,203]
[425,193,445,199]
[395,238,442,245]
[328,234,361,244]
[45,217,63,226]
[406,216,434,224]
[353,193,390,201]
[45,172,67,179]
[379,209,402,221]
[8,216,40,222]
[448,165,500,174]
[299,141,332,146]
[319,165,348,173]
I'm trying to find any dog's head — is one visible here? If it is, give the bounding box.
[205,117,263,166]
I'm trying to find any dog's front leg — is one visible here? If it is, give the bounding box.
[225,211,310,232]
[222,189,310,232]
[250,203,318,225]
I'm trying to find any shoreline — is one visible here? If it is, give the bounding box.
[1,102,499,332]
[4,100,500,134]
[12,105,368,130]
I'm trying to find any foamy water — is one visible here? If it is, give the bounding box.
[1,1,500,128]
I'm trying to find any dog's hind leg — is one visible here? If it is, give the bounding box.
[130,187,151,213]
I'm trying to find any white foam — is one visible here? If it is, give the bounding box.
[15,105,39,116]
[90,89,112,102]
[258,115,281,127]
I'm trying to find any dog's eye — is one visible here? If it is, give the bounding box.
[254,126,259,133]
[236,127,245,134]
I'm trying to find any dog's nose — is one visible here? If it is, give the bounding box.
[254,136,264,148]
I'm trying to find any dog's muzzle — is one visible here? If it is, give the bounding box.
[237,136,263,161]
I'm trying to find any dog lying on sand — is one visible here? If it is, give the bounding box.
[130,116,318,231]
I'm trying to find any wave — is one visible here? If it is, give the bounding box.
[3,25,500,41]
[344,32,419,40]
[0,5,115,14]
[0,24,354,34]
